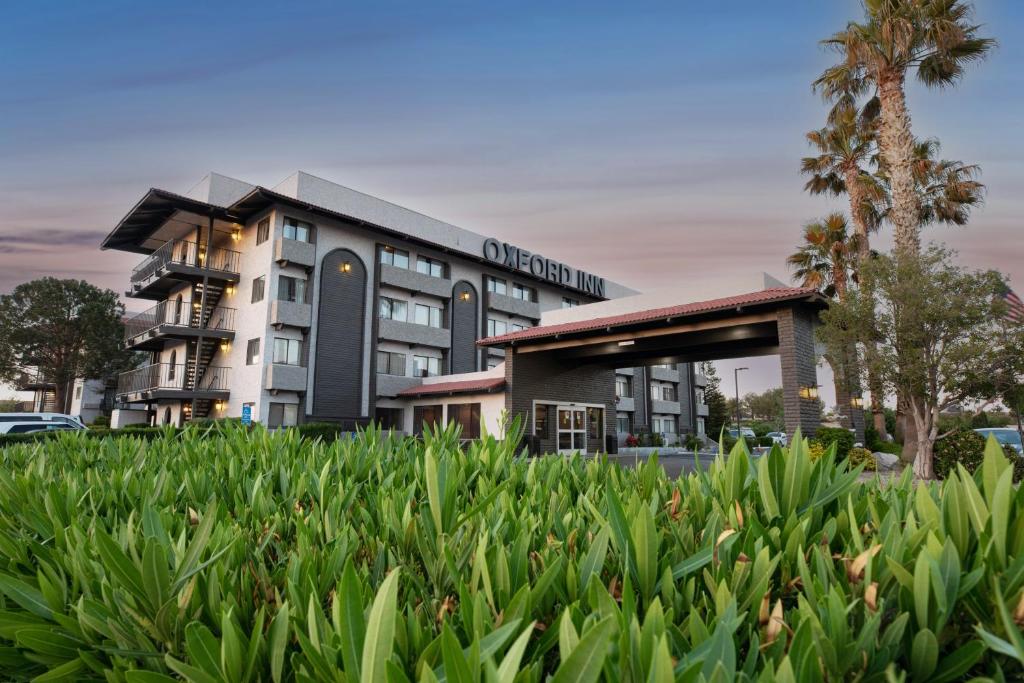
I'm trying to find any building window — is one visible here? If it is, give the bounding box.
[168,350,177,381]
[487,318,508,337]
[448,402,481,440]
[487,277,507,296]
[278,275,307,303]
[273,338,302,366]
[414,303,443,328]
[416,256,445,278]
[75,385,83,399]
[376,351,406,376]
[283,217,312,243]
[534,404,549,438]
[412,355,441,378]
[379,297,408,322]
[246,339,260,365]
[615,377,631,399]
[662,419,677,435]
[562,297,579,308]
[256,218,270,245]
[663,385,678,402]
[652,363,674,370]
[380,246,409,269]
[375,407,404,431]
[413,404,443,435]
[268,403,298,428]
[511,322,529,332]
[696,389,706,405]
[511,283,534,302]
[616,412,631,434]
[251,276,265,303]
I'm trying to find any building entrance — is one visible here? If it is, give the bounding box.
[557,406,587,453]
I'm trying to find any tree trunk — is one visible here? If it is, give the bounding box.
[876,72,920,256]
[898,393,918,464]
[910,401,935,480]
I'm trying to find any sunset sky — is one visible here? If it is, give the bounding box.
[2,1,1021,405]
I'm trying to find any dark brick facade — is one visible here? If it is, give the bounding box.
[777,307,822,437]
[504,350,616,453]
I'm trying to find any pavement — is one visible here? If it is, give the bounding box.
[606,449,720,478]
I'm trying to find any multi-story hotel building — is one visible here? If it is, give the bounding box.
[103,172,710,449]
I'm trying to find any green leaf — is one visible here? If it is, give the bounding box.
[911,629,938,681]
[339,560,367,678]
[361,568,401,683]
[0,575,53,619]
[495,622,535,683]
[929,640,985,683]
[125,672,179,683]
[269,603,290,683]
[550,616,616,683]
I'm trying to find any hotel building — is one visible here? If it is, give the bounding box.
[103,172,710,449]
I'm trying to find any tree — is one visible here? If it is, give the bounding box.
[815,0,994,256]
[699,361,730,440]
[787,213,857,302]
[819,246,1020,479]
[745,388,784,424]
[0,278,137,413]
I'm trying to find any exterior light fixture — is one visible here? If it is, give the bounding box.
[850,396,864,409]
[799,385,820,400]
[459,291,471,301]
[340,262,352,273]
[220,341,229,352]
[231,229,241,241]
[225,285,236,295]
[193,301,201,309]
[618,340,635,347]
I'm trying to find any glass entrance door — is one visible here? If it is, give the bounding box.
[557,406,587,454]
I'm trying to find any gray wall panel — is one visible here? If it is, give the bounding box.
[450,281,479,374]
[313,249,367,422]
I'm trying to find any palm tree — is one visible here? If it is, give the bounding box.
[814,0,994,257]
[788,214,857,302]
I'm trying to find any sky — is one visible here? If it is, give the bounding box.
[1,1,1022,406]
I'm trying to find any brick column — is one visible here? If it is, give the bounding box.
[833,362,866,444]
[778,307,821,438]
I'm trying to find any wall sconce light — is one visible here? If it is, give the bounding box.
[850,396,864,409]
[215,400,225,411]
[459,291,471,301]
[799,385,820,400]
[220,341,230,352]
[225,285,236,296]
[192,301,201,309]
[231,229,241,241]
[340,262,352,273]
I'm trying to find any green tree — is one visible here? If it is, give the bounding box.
[815,0,994,257]
[744,388,784,425]
[819,246,1020,479]
[0,278,137,413]
[698,361,730,440]
[787,213,857,302]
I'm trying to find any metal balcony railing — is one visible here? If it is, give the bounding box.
[130,239,241,285]
[117,363,231,395]
[123,300,237,341]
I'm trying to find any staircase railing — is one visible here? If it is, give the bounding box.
[117,363,230,395]
[130,239,241,285]
[123,300,236,341]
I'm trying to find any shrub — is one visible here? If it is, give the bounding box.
[847,446,876,471]
[935,429,1024,481]
[814,426,855,459]
[757,436,775,448]
[683,434,701,451]
[91,415,110,427]
[807,439,827,462]
[294,421,345,442]
[624,433,639,447]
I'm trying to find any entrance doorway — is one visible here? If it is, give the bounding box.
[557,406,586,453]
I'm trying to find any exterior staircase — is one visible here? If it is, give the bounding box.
[183,282,228,421]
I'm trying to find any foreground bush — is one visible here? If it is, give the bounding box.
[0,424,1023,680]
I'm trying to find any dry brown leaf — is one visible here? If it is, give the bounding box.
[865,582,878,612]
[759,593,771,625]
[734,500,745,528]
[765,599,784,644]
[847,544,882,583]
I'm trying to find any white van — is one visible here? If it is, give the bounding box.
[0,413,87,434]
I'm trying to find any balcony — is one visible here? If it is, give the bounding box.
[129,239,241,300]
[266,363,308,393]
[649,366,679,382]
[270,300,313,329]
[274,238,316,270]
[123,300,236,350]
[378,264,452,298]
[14,370,55,391]
[487,292,540,320]
[650,399,682,415]
[378,318,451,349]
[615,396,635,412]
[117,363,230,402]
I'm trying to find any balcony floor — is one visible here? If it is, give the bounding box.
[129,263,240,300]
[126,325,235,351]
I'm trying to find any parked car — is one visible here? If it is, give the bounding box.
[974,428,1023,455]
[727,428,757,440]
[765,431,788,446]
[0,422,82,435]
[0,413,86,429]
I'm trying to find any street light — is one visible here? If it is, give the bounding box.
[734,367,748,438]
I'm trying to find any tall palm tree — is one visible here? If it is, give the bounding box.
[788,214,857,302]
[814,0,994,257]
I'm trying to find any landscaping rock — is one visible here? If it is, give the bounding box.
[874,452,900,470]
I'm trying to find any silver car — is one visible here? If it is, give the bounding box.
[765,431,788,446]
[974,428,1023,455]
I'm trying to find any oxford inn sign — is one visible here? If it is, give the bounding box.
[102,170,840,448]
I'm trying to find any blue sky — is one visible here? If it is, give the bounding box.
[1,1,1021,402]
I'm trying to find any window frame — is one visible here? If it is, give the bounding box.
[277,275,307,304]
[511,283,534,302]
[379,296,408,322]
[282,217,313,243]
[251,276,266,303]
[376,351,407,376]
[487,318,508,337]
[246,338,261,366]
[412,355,441,378]
[380,246,410,269]
[414,303,443,328]
[272,337,302,366]
[415,256,445,278]
[486,276,507,296]
[256,218,270,245]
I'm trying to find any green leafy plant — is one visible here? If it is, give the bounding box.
[814,426,856,459]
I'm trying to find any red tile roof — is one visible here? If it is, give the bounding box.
[397,376,506,397]
[479,287,821,346]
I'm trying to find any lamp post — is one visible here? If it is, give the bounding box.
[734,367,748,438]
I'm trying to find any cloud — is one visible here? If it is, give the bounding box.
[0,229,108,248]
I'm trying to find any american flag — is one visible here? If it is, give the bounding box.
[1003,286,1024,324]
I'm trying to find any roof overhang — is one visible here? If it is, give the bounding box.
[100,189,239,254]
[397,377,506,398]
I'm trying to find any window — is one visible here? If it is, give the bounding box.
[412,355,441,378]
[379,297,408,322]
[661,419,677,435]
[380,246,409,269]
[168,350,177,381]
[663,385,678,402]
[413,405,443,435]
[615,377,631,399]
[416,256,444,278]
[251,276,265,303]
[448,403,481,439]
[487,318,508,337]
[163,407,173,426]
[414,303,443,328]
[375,407,404,431]
[653,363,674,370]
[487,277,507,296]
[376,351,406,375]
[283,217,312,243]
[511,322,528,332]
[256,218,270,245]
[616,412,632,434]
[246,339,260,365]
[273,338,302,366]
[512,283,534,302]
[268,403,299,428]
[696,389,706,405]
[74,385,83,399]
[534,404,549,438]
[278,275,307,303]
[562,297,579,308]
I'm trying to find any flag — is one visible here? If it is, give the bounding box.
[1003,286,1024,324]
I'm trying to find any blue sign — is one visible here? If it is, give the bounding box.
[241,405,252,426]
